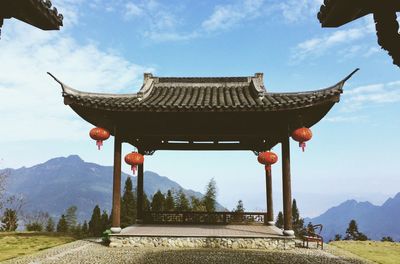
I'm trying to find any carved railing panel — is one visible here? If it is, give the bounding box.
[143,211,267,225]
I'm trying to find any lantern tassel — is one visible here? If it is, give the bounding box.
[96,140,103,150]
[300,142,306,152]
[265,165,271,173]
[131,165,137,175]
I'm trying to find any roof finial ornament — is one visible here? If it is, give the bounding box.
[144,73,153,83]
[255,73,264,83]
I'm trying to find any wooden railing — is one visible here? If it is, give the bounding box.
[143,211,267,225]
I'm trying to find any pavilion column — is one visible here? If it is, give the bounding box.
[266,166,274,226]
[136,149,144,224]
[111,131,122,233]
[281,135,294,236]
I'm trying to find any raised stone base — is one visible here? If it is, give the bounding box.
[109,236,295,250]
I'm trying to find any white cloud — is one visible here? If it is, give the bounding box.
[125,2,143,18]
[341,82,400,112]
[0,19,152,142]
[279,0,322,23]
[202,0,264,32]
[324,115,367,123]
[292,16,376,62]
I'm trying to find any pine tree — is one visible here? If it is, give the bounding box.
[164,190,175,211]
[81,220,88,235]
[0,208,18,231]
[334,234,342,241]
[203,178,217,212]
[46,217,55,232]
[56,214,68,233]
[190,196,205,212]
[345,219,368,241]
[88,205,102,236]
[151,190,165,211]
[120,177,136,228]
[275,211,284,228]
[292,199,305,237]
[143,192,151,212]
[100,210,110,232]
[234,200,245,213]
[175,190,190,211]
[381,236,394,242]
[65,206,78,231]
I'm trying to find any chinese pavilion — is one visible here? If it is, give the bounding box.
[50,69,358,236]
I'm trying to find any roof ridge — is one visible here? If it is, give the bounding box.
[156,76,252,83]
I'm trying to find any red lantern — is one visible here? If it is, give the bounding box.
[258,151,278,172]
[291,127,312,152]
[89,127,110,150]
[125,152,144,175]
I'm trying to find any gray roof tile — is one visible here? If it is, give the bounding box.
[49,70,359,113]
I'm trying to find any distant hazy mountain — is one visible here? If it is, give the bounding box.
[305,193,400,241]
[2,155,224,222]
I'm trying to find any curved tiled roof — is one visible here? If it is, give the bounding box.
[49,70,358,113]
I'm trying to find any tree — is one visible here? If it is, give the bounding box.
[100,210,110,232]
[0,170,9,212]
[1,208,18,231]
[275,211,284,228]
[381,236,394,242]
[203,178,217,212]
[164,190,175,211]
[345,219,368,241]
[88,205,102,236]
[120,177,136,228]
[334,234,342,241]
[292,199,306,237]
[190,196,206,212]
[56,214,68,233]
[26,222,43,231]
[65,206,78,230]
[234,200,245,213]
[143,192,151,212]
[24,211,50,232]
[81,220,88,235]
[46,217,55,232]
[175,190,190,211]
[151,190,165,211]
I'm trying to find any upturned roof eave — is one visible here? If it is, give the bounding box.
[48,68,359,105]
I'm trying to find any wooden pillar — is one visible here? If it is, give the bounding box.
[266,166,274,225]
[111,131,122,233]
[281,136,294,236]
[136,149,144,224]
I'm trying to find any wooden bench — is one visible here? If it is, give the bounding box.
[302,224,323,249]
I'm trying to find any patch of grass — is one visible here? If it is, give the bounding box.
[329,240,400,264]
[0,232,75,261]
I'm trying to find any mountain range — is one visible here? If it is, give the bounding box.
[305,192,400,241]
[2,155,399,241]
[2,155,223,222]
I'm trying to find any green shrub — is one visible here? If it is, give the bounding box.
[102,229,111,244]
[26,222,43,232]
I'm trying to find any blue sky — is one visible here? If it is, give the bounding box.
[0,0,399,217]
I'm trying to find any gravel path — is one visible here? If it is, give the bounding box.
[2,240,368,264]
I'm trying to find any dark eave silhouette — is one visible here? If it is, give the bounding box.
[0,0,63,36]
[317,0,400,67]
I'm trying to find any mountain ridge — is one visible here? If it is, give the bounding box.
[306,193,400,241]
[2,155,224,222]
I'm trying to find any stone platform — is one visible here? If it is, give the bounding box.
[109,225,295,250]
